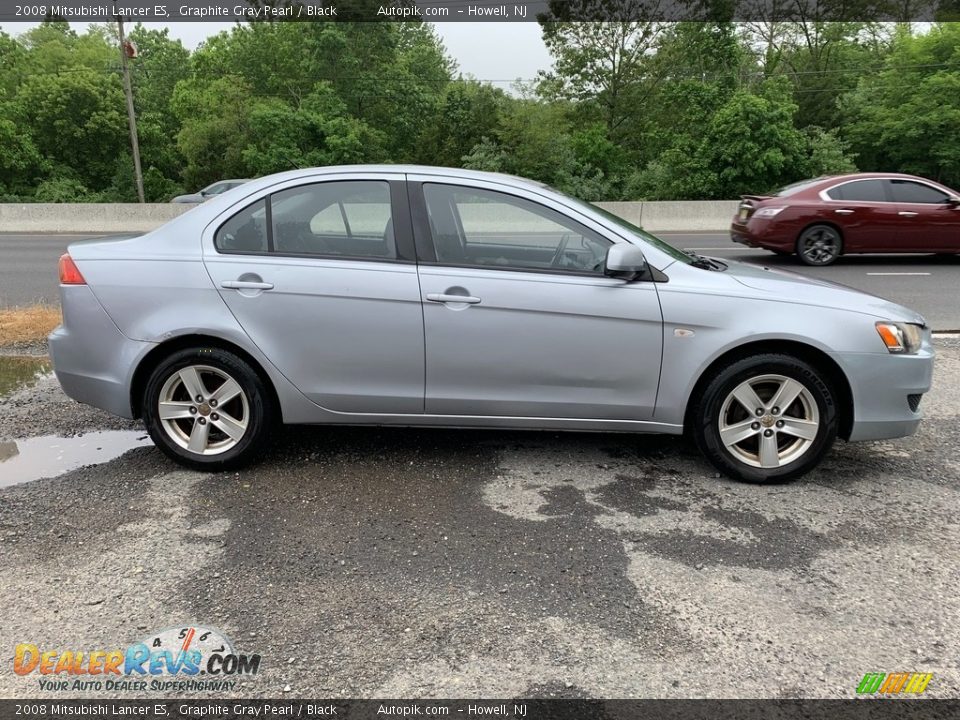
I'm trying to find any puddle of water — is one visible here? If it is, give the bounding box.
[0,431,153,488]
[0,355,52,399]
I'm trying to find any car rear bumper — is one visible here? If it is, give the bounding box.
[730,220,795,252]
[831,341,935,442]
[49,285,155,419]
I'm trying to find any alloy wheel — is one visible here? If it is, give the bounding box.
[800,228,840,265]
[718,374,820,469]
[157,364,249,455]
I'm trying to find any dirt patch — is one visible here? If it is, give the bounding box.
[0,304,60,348]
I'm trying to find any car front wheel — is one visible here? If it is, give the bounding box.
[143,347,273,470]
[692,354,838,483]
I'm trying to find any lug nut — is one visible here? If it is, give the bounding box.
[196,395,204,403]
[776,420,784,428]
[771,407,780,415]
[198,417,207,425]
[755,408,764,416]
[763,429,774,437]
[210,399,218,407]
[751,422,760,430]
[211,413,219,421]
[189,406,197,415]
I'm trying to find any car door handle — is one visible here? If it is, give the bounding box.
[834,209,854,215]
[426,293,481,304]
[898,211,919,217]
[221,280,274,290]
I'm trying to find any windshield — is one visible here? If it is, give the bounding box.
[559,194,694,265]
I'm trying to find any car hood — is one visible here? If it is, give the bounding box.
[720,258,927,325]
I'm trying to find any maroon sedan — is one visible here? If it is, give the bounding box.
[730,173,960,266]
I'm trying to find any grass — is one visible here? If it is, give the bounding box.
[0,304,62,346]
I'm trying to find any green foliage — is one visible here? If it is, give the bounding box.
[34,177,97,203]
[804,127,858,177]
[841,23,960,188]
[0,20,953,202]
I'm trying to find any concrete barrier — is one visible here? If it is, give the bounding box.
[0,200,737,234]
[635,200,739,232]
[0,203,191,233]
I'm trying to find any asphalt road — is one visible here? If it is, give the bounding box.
[1,341,958,699]
[3,232,960,330]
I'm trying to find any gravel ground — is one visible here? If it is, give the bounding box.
[0,341,958,700]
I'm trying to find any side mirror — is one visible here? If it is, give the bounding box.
[946,197,960,208]
[604,244,647,280]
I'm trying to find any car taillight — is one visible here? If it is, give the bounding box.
[59,254,86,285]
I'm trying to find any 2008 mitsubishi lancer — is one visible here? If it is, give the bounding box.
[49,166,934,483]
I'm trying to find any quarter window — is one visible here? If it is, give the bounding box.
[422,184,611,273]
[826,180,889,202]
[214,199,268,253]
[889,180,950,204]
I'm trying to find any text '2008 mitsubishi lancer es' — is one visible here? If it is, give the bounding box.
[50,166,934,483]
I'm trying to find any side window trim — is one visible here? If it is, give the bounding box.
[409,181,613,277]
[213,178,416,263]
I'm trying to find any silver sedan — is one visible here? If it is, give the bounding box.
[50,166,934,483]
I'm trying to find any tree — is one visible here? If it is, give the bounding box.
[14,67,127,190]
[171,76,257,188]
[841,23,960,187]
[417,79,506,168]
[538,13,666,137]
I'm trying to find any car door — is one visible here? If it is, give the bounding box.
[202,174,425,414]
[888,178,960,252]
[410,177,663,421]
[820,179,903,251]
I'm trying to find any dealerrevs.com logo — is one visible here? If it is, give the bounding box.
[14,625,261,693]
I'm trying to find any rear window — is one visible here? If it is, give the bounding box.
[774,178,827,197]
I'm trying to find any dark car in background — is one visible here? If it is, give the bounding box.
[171,179,251,204]
[731,173,960,266]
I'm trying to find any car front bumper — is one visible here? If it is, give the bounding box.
[831,339,935,442]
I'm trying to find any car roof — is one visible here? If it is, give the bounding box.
[817,172,942,184]
[243,165,548,189]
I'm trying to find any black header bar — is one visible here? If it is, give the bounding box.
[2,0,958,23]
[3,699,960,720]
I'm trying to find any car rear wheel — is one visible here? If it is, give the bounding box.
[797,225,842,266]
[691,354,838,483]
[143,347,273,470]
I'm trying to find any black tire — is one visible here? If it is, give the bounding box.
[142,347,274,471]
[796,224,842,266]
[691,353,838,484]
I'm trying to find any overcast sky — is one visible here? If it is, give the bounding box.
[0,21,554,89]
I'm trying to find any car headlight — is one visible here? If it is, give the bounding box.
[753,207,786,218]
[875,321,923,354]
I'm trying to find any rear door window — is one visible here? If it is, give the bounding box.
[826,180,890,202]
[270,181,395,259]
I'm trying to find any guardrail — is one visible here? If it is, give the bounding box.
[0,201,740,234]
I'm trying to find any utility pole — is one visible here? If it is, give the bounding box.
[116,10,145,203]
